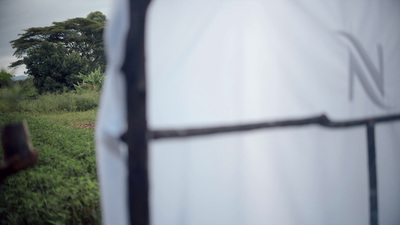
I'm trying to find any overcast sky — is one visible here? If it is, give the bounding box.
[0,0,112,75]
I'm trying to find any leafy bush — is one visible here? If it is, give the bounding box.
[0,68,13,88]
[0,77,39,112]
[74,67,104,92]
[0,113,100,224]
[15,77,38,99]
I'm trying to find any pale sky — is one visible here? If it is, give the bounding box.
[0,0,112,75]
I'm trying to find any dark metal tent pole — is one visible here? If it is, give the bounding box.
[121,0,151,225]
[367,122,378,225]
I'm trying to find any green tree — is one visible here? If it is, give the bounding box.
[23,41,89,93]
[9,12,106,92]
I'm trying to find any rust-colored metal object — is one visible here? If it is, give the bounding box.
[0,121,39,185]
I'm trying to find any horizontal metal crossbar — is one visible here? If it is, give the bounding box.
[149,113,400,225]
[149,113,400,140]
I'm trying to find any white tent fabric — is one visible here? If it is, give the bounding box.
[96,1,400,225]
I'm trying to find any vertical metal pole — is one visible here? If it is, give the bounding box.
[121,0,151,224]
[366,122,378,225]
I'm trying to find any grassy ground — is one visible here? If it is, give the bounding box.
[32,110,97,132]
[0,108,100,224]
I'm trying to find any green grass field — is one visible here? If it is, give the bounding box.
[0,93,101,224]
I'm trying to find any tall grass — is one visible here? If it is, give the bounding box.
[0,90,100,113]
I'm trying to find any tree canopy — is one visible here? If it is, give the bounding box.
[87,11,107,24]
[9,11,106,93]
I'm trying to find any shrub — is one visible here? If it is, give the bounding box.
[0,78,38,112]
[74,67,104,92]
[0,68,13,88]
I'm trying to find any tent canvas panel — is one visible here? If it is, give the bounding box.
[96,0,400,224]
